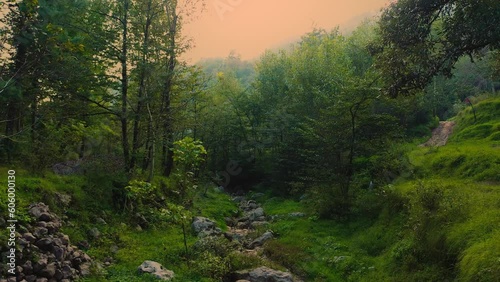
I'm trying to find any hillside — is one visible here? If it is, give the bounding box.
[1,96,498,281]
[246,96,500,281]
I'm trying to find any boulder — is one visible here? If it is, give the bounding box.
[245,208,265,221]
[192,217,222,237]
[234,267,293,282]
[138,261,174,280]
[248,231,273,249]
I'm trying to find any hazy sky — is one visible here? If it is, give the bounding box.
[182,0,391,63]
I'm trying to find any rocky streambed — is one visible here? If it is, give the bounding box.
[189,194,301,282]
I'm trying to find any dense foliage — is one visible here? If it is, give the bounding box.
[0,0,499,281]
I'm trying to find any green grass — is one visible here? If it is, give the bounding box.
[256,96,500,281]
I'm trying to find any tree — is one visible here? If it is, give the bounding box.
[375,0,500,96]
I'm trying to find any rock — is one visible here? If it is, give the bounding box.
[23,232,37,243]
[55,193,72,206]
[53,245,66,261]
[88,227,101,240]
[236,280,251,282]
[22,261,33,275]
[232,196,245,203]
[192,217,221,237]
[38,213,52,222]
[60,234,70,246]
[135,213,149,228]
[235,267,293,282]
[35,238,54,252]
[33,227,48,237]
[248,231,273,249]
[79,262,92,276]
[288,212,306,217]
[15,202,93,282]
[96,217,107,225]
[250,221,270,229]
[138,260,174,280]
[29,203,50,219]
[33,256,48,274]
[245,207,265,221]
[45,222,60,234]
[39,263,56,279]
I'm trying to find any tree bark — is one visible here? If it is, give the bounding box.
[120,0,131,175]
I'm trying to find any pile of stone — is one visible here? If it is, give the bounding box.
[189,195,295,282]
[1,203,92,282]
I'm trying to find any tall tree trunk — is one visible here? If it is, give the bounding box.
[161,3,178,177]
[131,0,153,172]
[120,0,130,175]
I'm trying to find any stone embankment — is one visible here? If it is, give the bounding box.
[1,203,92,282]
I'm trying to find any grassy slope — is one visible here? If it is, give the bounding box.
[258,96,500,281]
[1,97,497,281]
[0,168,238,281]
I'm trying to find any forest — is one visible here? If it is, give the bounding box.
[0,0,499,281]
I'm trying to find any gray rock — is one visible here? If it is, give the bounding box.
[28,203,50,219]
[138,260,174,280]
[22,261,33,275]
[35,238,54,252]
[25,275,36,282]
[88,227,101,240]
[246,207,265,221]
[54,269,64,280]
[235,267,293,282]
[250,221,270,229]
[23,232,36,243]
[33,256,48,274]
[248,231,273,249]
[288,212,306,217]
[55,193,72,206]
[33,227,48,237]
[38,213,52,222]
[60,234,70,246]
[39,262,56,278]
[192,217,218,235]
[79,262,92,276]
[54,245,66,261]
[232,196,246,203]
[96,217,107,225]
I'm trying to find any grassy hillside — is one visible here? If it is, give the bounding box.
[256,96,500,281]
[1,97,498,281]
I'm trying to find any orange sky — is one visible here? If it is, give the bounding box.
[182,0,391,63]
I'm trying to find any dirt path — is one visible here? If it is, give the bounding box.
[419,121,456,147]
